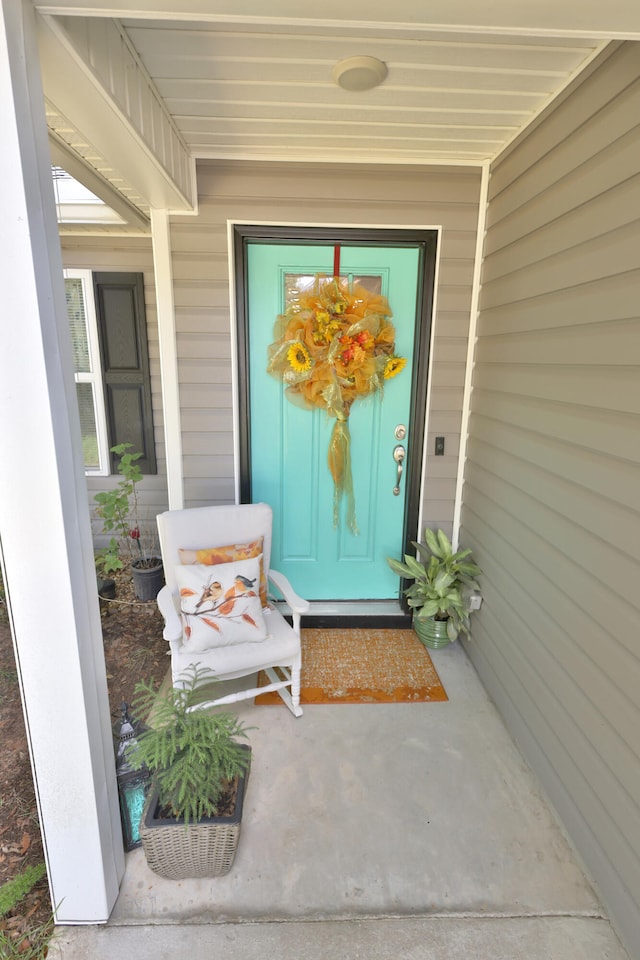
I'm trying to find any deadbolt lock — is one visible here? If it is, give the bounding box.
[394,424,407,440]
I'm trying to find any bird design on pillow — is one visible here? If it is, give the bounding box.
[181,571,260,635]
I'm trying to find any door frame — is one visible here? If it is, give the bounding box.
[231,222,439,614]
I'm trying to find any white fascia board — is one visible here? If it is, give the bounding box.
[33,1,640,41]
[37,12,196,212]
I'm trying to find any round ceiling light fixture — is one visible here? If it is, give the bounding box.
[332,56,388,92]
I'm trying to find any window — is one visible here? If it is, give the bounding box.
[64,270,156,475]
[65,270,110,474]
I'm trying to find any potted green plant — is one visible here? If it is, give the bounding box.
[387,528,481,649]
[126,666,252,879]
[94,443,164,601]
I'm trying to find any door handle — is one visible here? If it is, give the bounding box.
[393,444,405,496]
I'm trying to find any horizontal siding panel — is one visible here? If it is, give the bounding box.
[439,230,478,260]
[467,436,638,560]
[436,258,476,286]
[427,413,463,436]
[169,222,225,249]
[470,568,640,835]
[468,603,640,898]
[179,382,232,408]
[469,390,639,461]
[477,269,639,337]
[469,412,640,509]
[474,318,640,366]
[489,43,640,196]
[183,454,234,477]
[183,478,235,504]
[174,281,228,309]
[480,219,640,310]
[423,454,459,479]
[181,409,233,433]
[198,161,482,206]
[175,308,232,335]
[433,313,472,339]
[472,363,640,414]
[462,483,640,715]
[485,128,640,257]
[171,253,228,283]
[178,333,231,360]
[420,499,455,523]
[432,338,468,363]
[464,458,640,616]
[436,286,477,314]
[417,478,456,502]
[428,386,464,411]
[192,197,480,233]
[181,432,234,457]
[180,358,232,383]
[488,78,640,226]
[430,362,466,388]
[483,175,640,283]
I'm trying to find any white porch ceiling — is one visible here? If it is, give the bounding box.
[34,1,640,226]
[120,22,605,165]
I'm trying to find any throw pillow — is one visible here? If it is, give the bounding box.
[178,537,268,608]
[175,556,267,652]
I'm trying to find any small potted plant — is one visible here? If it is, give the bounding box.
[126,666,252,879]
[387,528,481,649]
[94,443,164,601]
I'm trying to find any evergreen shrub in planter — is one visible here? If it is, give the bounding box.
[127,666,252,879]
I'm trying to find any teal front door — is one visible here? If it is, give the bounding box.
[236,229,436,603]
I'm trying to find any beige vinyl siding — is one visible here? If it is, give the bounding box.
[461,42,640,957]
[60,237,169,539]
[171,160,481,530]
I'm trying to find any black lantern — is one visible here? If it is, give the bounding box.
[113,702,150,851]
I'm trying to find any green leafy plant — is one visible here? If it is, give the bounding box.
[387,528,481,641]
[128,666,251,826]
[0,863,53,960]
[0,864,46,918]
[94,443,158,570]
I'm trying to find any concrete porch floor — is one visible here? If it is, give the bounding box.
[50,643,629,959]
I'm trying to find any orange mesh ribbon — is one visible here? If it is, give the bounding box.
[267,275,406,532]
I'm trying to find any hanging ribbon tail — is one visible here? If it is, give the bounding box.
[327,418,358,535]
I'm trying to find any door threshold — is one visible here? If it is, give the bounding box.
[275,599,411,629]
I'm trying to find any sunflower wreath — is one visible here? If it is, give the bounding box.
[267,275,406,533]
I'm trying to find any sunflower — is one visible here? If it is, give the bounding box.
[287,341,312,373]
[383,355,407,379]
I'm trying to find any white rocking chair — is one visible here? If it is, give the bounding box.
[156,503,309,717]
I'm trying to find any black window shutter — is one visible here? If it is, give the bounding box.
[93,272,157,474]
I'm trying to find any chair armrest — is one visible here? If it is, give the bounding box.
[268,569,310,615]
[157,584,182,643]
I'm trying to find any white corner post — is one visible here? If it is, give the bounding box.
[452,159,490,550]
[151,207,184,509]
[0,0,123,922]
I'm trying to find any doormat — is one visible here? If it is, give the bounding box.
[255,628,448,704]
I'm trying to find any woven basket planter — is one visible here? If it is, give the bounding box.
[139,745,251,880]
[413,615,452,650]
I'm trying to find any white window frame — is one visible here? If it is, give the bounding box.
[64,268,111,476]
